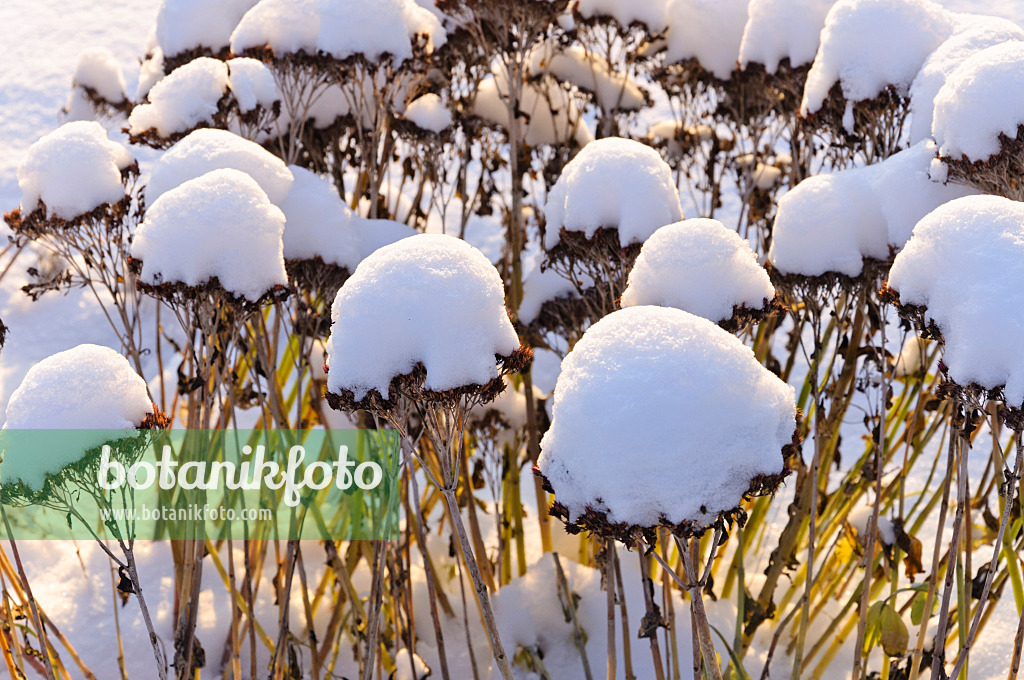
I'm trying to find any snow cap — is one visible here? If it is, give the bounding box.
[539,305,796,529]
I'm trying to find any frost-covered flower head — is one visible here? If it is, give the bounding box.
[325,234,530,411]
[12,122,135,223]
[621,218,779,331]
[538,306,797,540]
[885,195,1024,409]
[1,344,162,491]
[131,168,288,304]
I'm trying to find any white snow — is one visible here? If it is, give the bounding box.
[155,0,259,58]
[739,0,836,72]
[888,195,1024,405]
[847,504,897,545]
[131,168,288,300]
[543,137,682,250]
[528,39,646,111]
[538,305,795,528]
[907,14,1024,145]
[326,234,520,400]
[71,48,128,102]
[393,649,430,680]
[663,0,750,80]
[1,344,153,489]
[621,219,775,324]
[472,72,594,147]
[932,41,1024,162]
[519,266,583,326]
[800,0,955,115]
[279,165,361,269]
[128,57,229,137]
[145,128,295,204]
[574,0,669,31]
[768,141,973,277]
[353,217,417,260]
[17,121,133,220]
[226,57,281,113]
[403,93,452,132]
[230,0,446,65]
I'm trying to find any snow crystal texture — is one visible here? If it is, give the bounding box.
[326,234,520,399]
[538,305,796,528]
[129,57,229,137]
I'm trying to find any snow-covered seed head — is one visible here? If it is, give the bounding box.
[887,194,1024,410]
[542,137,682,257]
[230,0,447,66]
[145,128,294,206]
[324,234,530,412]
[1,344,163,491]
[621,218,780,331]
[537,306,798,542]
[131,168,289,305]
[10,122,135,225]
[279,166,360,310]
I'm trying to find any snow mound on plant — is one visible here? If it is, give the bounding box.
[230,0,446,65]
[72,48,127,103]
[621,219,775,324]
[473,71,594,147]
[575,0,668,31]
[2,344,152,489]
[146,128,294,204]
[520,266,582,326]
[155,0,259,58]
[226,57,281,113]
[403,94,451,132]
[280,166,360,269]
[663,0,749,80]
[326,234,519,400]
[739,0,836,73]
[932,41,1024,162]
[538,305,795,528]
[529,39,646,111]
[768,141,973,277]
[543,137,682,250]
[801,0,954,115]
[132,168,287,300]
[129,57,229,137]
[908,14,1024,145]
[17,121,133,220]
[888,195,1024,405]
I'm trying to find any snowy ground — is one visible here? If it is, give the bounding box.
[4,0,1024,679]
